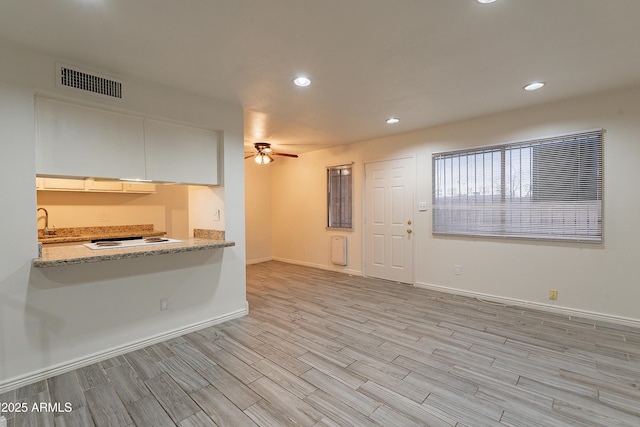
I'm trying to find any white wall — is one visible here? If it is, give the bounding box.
[245,160,273,263]
[188,185,225,234]
[258,84,640,325]
[0,39,246,390]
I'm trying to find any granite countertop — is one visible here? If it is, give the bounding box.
[38,224,165,244]
[33,237,235,268]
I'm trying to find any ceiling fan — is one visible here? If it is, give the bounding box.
[244,142,299,165]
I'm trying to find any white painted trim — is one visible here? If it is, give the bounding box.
[273,257,362,277]
[0,307,248,394]
[246,256,273,265]
[415,281,640,329]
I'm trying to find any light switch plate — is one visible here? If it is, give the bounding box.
[213,209,220,221]
[418,202,428,211]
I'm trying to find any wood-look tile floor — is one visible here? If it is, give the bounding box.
[2,261,640,426]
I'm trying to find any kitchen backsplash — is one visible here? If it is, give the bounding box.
[194,228,225,240]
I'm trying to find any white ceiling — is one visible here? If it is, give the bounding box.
[2,0,640,154]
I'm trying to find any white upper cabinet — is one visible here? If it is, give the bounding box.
[144,119,219,185]
[35,97,146,179]
[35,97,219,185]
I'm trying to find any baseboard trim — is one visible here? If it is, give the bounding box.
[246,256,273,265]
[272,257,362,277]
[415,281,640,329]
[0,307,248,394]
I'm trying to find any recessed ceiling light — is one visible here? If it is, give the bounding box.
[477,0,497,3]
[523,81,546,91]
[386,117,400,124]
[293,76,311,87]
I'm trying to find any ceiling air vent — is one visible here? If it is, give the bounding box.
[56,63,123,100]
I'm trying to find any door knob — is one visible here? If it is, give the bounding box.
[407,229,412,234]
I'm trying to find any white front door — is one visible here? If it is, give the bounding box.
[364,157,415,284]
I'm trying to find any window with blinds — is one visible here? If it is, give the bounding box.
[432,129,603,242]
[328,164,353,229]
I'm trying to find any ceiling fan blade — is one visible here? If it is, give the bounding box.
[273,152,299,158]
[244,154,257,159]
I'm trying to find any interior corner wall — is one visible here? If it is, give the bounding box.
[188,185,225,235]
[271,151,365,275]
[271,84,640,325]
[0,39,246,390]
[245,160,273,264]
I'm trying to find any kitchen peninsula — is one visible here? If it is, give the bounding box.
[34,227,233,267]
[34,237,234,268]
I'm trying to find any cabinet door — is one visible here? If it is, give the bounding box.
[144,119,219,185]
[85,179,124,192]
[42,177,85,191]
[35,97,146,180]
[123,183,156,193]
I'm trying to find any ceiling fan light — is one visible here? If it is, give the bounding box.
[255,154,272,165]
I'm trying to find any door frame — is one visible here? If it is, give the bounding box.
[362,155,417,285]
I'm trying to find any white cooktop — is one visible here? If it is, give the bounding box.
[83,238,183,250]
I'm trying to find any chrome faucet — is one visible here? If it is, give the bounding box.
[37,207,55,236]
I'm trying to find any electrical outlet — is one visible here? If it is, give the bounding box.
[160,298,169,311]
[454,265,462,275]
[548,289,558,300]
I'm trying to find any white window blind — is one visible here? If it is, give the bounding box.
[432,129,603,242]
[327,164,353,229]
